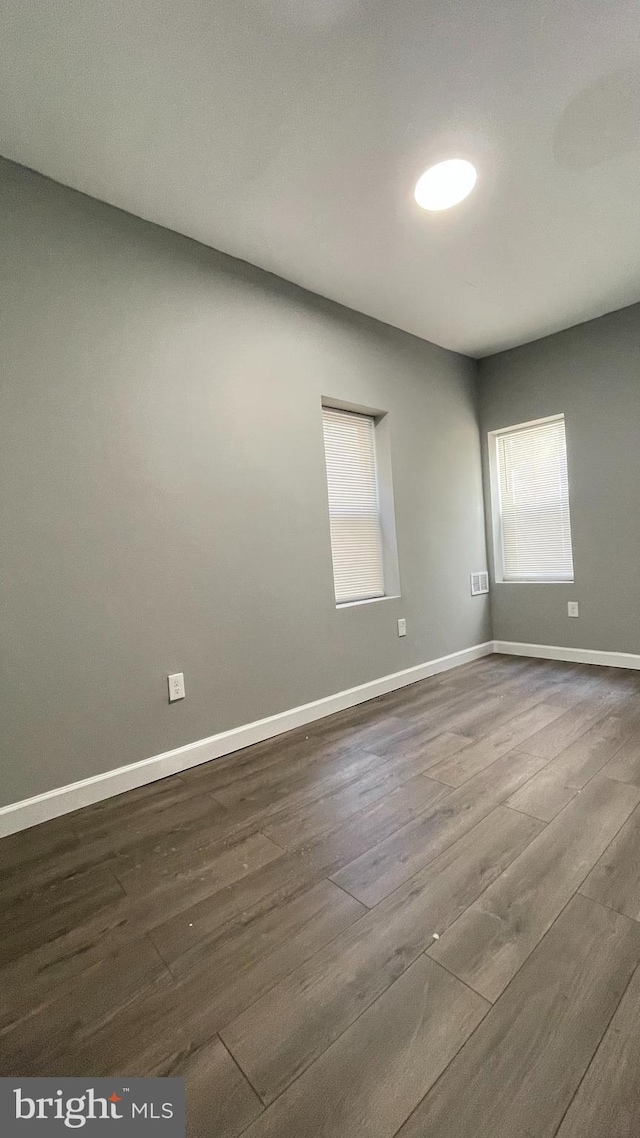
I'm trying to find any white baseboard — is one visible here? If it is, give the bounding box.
[494,640,640,671]
[0,641,493,837]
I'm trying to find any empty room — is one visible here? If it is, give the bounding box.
[1,1,640,1136]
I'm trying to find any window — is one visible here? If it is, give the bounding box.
[322,406,385,604]
[490,414,574,583]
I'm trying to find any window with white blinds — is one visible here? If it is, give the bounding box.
[493,415,574,583]
[322,406,385,604]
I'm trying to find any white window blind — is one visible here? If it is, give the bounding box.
[322,406,385,604]
[495,416,574,583]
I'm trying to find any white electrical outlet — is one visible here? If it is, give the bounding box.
[168,672,185,701]
[567,602,579,618]
[398,618,407,637]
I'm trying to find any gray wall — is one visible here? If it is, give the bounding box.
[479,303,640,655]
[0,158,489,806]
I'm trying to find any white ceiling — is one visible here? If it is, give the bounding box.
[1,0,639,356]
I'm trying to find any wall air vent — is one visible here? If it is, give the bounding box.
[470,571,489,596]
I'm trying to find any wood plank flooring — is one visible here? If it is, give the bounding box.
[2,655,640,1138]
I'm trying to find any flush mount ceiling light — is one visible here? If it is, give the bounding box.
[414,159,477,211]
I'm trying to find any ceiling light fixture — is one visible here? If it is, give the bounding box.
[414,159,477,211]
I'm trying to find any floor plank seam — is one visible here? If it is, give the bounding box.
[599,732,640,782]
[421,949,494,1004]
[571,797,640,896]
[218,1033,267,1110]
[518,701,625,764]
[495,741,600,813]
[329,750,564,911]
[213,839,513,1105]
[452,885,604,1010]
[218,940,480,1111]
[143,931,177,980]
[385,966,496,1138]
[576,887,640,925]
[255,828,288,852]
[501,801,549,823]
[145,929,179,976]
[326,877,372,909]
[548,953,640,1138]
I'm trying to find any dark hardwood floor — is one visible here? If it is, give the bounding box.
[2,654,640,1137]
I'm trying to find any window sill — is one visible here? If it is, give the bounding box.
[337,594,401,609]
[496,580,575,586]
